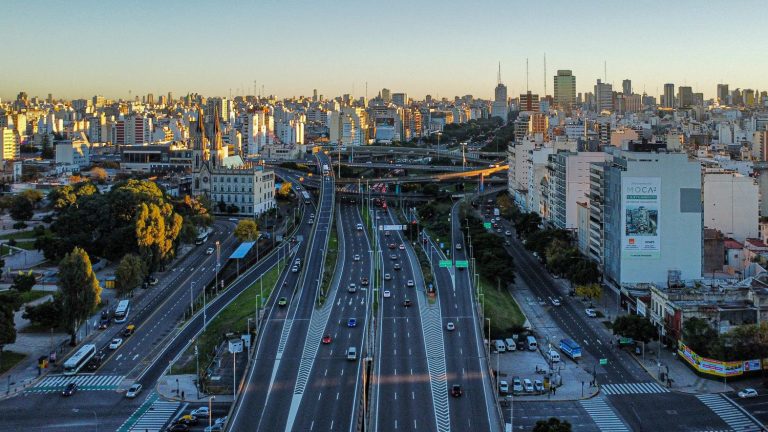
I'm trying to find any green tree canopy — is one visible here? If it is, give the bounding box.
[612,314,657,343]
[115,254,146,296]
[22,297,63,330]
[234,219,259,242]
[0,304,16,367]
[533,417,572,432]
[59,247,101,345]
[9,194,34,221]
[10,273,36,293]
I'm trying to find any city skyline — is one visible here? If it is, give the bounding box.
[2,0,766,101]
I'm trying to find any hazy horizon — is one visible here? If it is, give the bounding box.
[3,0,765,102]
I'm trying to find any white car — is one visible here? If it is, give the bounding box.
[384,273,391,281]
[523,378,534,393]
[406,280,415,287]
[353,254,360,261]
[125,383,142,398]
[446,322,455,331]
[399,244,405,250]
[550,297,561,306]
[498,380,509,394]
[383,290,391,298]
[356,223,363,231]
[739,388,759,398]
[191,406,210,417]
[109,338,123,349]
[585,308,597,318]
[505,230,512,236]
[455,243,462,250]
[206,247,214,255]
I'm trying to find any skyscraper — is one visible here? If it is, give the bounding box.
[553,70,576,110]
[491,63,509,122]
[622,79,632,96]
[381,88,391,103]
[677,86,693,108]
[663,83,675,108]
[594,79,613,112]
[717,84,729,105]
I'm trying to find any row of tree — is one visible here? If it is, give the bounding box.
[683,317,768,362]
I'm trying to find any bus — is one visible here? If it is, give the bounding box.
[63,344,97,375]
[195,231,209,245]
[301,191,311,204]
[322,164,329,175]
[113,300,130,323]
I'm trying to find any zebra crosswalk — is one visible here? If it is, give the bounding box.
[27,374,123,393]
[117,392,183,432]
[581,398,630,431]
[697,394,762,432]
[601,381,670,395]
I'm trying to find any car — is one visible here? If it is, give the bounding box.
[393,263,401,271]
[550,297,561,306]
[214,416,228,426]
[356,223,363,231]
[347,318,357,327]
[98,318,110,329]
[388,243,396,249]
[384,231,390,236]
[585,308,597,317]
[498,380,509,395]
[451,384,463,397]
[204,425,223,432]
[123,324,135,337]
[455,243,462,250]
[399,244,405,250]
[360,277,369,286]
[347,346,358,361]
[406,280,414,287]
[505,230,512,236]
[125,383,142,398]
[109,338,123,349]
[62,382,77,396]
[92,350,106,363]
[402,299,412,307]
[534,379,544,392]
[495,228,502,233]
[446,322,455,331]
[167,424,190,432]
[353,254,360,261]
[384,273,391,281]
[739,388,759,398]
[278,297,288,307]
[512,377,523,393]
[523,378,534,393]
[291,265,299,273]
[205,247,214,255]
[175,415,198,426]
[322,334,332,344]
[190,407,210,417]
[390,254,398,260]
[383,290,391,298]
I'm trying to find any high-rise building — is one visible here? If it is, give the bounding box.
[313,89,318,102]
[677,86,693,108]
[0,127,19,160]
[717,84,729,105]
[519,91,540,112]
[492,69,509,122]
[546,151,609,229]
[392,93,408,107]
[622,79,632,96]
[381,88,391,103]
[553,70,576,110]
[594,80,613,112]
[663,83,675,108]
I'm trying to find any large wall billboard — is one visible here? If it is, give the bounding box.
[621,177,661,258]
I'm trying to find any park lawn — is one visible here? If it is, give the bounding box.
[0,230,44,241]
[13,241,36,251]
[174,258,285,374]
[480,278,525,337]
[0,351,27,375]
[17,290,50,304]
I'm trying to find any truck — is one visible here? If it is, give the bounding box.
[559,338,582,360]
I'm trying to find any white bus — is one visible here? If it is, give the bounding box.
[113,300,130,323]
[63,344,97,375]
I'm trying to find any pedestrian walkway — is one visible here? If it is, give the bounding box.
[26,374,124,393]
[580,398,631,432]
[601,381,670,395]
[696,394,762,432]
[117,392,184,432]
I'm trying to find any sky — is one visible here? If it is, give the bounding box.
[2,0,765,102]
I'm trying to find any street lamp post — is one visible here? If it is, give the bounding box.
[215,241,221,294]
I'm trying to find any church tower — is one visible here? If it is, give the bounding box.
[191,108,207,170]
[210,106,226,168]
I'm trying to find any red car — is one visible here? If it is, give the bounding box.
[322,334,332,344]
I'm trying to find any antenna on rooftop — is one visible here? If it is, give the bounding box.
[604,60,607,83]
[497,61,501,85]
[526,58,529,93]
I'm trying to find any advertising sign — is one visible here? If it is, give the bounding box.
[677,341,756,377]
[621,177,661,258]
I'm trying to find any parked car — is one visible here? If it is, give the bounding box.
[512,377,523,393]
[534,379,544,392]
[498,380,509,395]
[523,378,534,393]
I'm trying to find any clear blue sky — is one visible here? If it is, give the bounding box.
[2,0,764,101]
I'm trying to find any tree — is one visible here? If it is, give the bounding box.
[20,189,43,205]
[277,182,292,198]
[612,314,657,343]
[58,247,101,345]
[682,317,718,354]
[90,167,108,184]
[115,254,146,296]
[533,418,572,432]
[0,304,16,370]
[40,134,54,159]
[22,297,63,329]
[135,202,183,272]
[10,273,36,293]
[575,284,601,302]
[9,195,34,221]
[234,219,259,242]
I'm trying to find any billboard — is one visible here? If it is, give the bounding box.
[621,177,660,258]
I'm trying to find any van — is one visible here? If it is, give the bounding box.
[526,335,538,351]
[346,347,357,361]
[494,340,507,353]
[504,338,516,351]
[547,349,561,363]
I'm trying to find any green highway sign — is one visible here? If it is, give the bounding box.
[599,358,608,365]
[483,222,492,229]
[439,260,452,268]
[456,260,469,268]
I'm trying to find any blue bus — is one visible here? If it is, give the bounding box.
[559,338,582,360]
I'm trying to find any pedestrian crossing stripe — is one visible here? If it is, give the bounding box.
[601,381,670,395]
[696,394,762,432]
[27,374,123,392]
[116,392,184,432]
[581,398,631,432]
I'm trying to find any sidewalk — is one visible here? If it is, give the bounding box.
[156,374,234,404]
